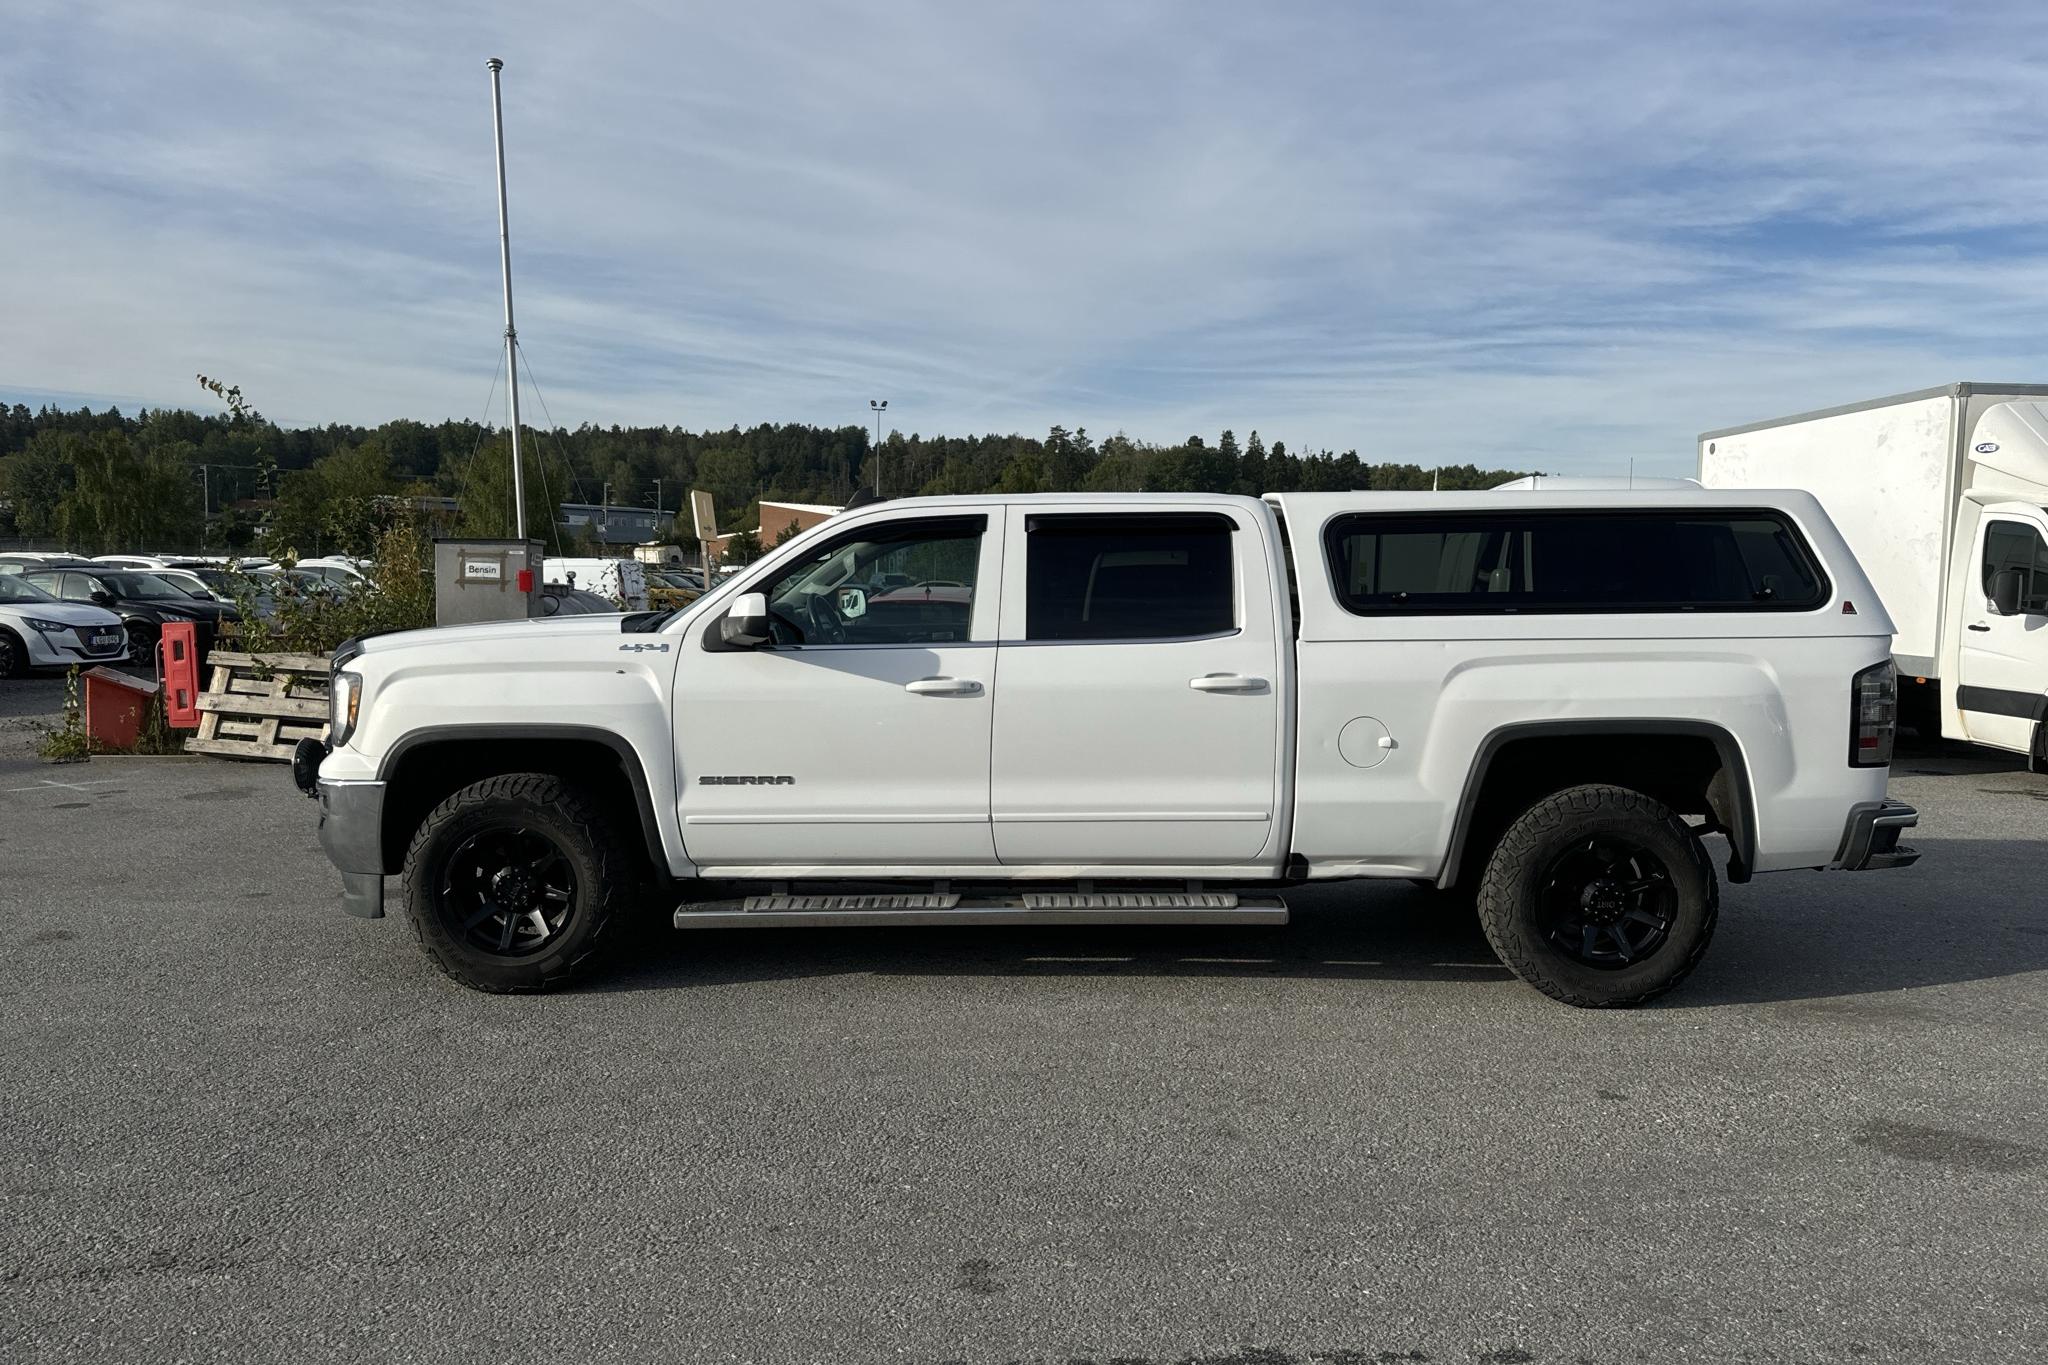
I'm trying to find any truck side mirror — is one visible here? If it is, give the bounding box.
[719,591,771,648]
[1990,568,2026,617]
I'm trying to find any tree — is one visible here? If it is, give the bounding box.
[771,518,804,547]
[722,527,765,565]
[454,434,568,550]
[1,431,77,539]
[55,430,202,551]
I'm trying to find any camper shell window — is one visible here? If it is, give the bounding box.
[1322,509,1830,615]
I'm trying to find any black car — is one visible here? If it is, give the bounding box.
[21,566,241,665]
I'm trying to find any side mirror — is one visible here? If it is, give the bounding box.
[90,590,115,606]
[837,585,868,619]
[719,591,771,648]
[1990,568,2026,617]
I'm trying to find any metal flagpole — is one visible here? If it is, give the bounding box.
[487,57,527,540]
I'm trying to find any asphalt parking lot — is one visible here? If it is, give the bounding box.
[1,700,2043,1364]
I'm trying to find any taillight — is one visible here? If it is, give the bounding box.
[1850,660,1896,767]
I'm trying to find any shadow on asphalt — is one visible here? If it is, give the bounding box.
[585,834,2046,1007]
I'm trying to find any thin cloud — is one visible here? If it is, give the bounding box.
[5,0,2048,473]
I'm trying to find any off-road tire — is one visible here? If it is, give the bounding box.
[0,629,26,680]
[1476,783,1717,1008]
[402,772,641,993]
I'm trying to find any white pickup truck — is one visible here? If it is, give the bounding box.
[298,490,1919,1007]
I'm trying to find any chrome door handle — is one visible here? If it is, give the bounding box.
[904,676,983,696]
[1188,674,1268,694]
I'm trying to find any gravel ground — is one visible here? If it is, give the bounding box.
[0,729,2042,1364]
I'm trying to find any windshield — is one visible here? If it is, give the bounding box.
[0,576,57,604]
[99,571,193,600]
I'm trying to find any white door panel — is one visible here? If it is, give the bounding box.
[676,512,1004,866]
[990,505,1283,865]
[1959,516,2048,755]
[677,644,997,864]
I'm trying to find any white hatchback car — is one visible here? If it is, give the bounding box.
[0,574,128,677]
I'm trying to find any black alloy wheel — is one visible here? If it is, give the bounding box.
[124,621,155,666]
[1536,836,1676,968]
[1476,783,1718,1008]
[0,630,25,679]
[401,772,642,992]
[439,825,579,958]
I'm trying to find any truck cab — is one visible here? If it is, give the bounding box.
[303,490,1918,1007]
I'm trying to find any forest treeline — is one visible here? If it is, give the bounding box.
[0,398,1537,557]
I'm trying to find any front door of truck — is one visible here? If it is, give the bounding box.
[1958,514,2048,755]
[988,505,1285,866]
[675,513,1004,869]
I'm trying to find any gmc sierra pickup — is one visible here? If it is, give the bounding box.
[298,490,1919,1006]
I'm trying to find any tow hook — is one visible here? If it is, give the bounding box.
[292,737,329,798]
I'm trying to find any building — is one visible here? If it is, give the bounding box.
[706,501,842,564]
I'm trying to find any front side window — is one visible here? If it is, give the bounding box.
[1982,520,2048,613]
[758,515,983,646]
[1024,513,1236,641]
[1324,509,1829,614]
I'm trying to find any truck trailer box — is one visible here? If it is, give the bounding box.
[1701,383,2048,759]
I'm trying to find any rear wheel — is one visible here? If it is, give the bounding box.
[1476,783,1717,1008]
[0,629,26,680]
[402,773,641,992]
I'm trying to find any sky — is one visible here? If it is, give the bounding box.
[6,0,2048,475]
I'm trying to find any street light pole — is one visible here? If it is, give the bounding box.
[869,399,888,495]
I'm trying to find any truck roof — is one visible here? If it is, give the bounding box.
[1699,381,2048,442]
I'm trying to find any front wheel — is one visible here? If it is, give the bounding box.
[1476,783,1717,1008]
[124,621,156,667]
[0,629,26,680]
[401,773,642,992]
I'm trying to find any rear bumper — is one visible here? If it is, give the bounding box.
[316,776,388,918]
[1834,800,1920,871]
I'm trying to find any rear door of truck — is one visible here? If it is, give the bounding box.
[988,501,1290,866]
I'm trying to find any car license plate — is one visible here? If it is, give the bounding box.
[92,632,121,648]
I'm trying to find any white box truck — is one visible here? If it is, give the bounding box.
[1700,382,2048,766]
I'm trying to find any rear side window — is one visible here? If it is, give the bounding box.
[1323,509,1829,614]
[1025,513,1236,640]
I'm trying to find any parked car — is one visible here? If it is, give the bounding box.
[0,552,74,576]
[538,583,622,616]
[19,566,241,665]
[544,557,650,610]
[300,489,1918,1006]
[294,557,370,588]
[645,568,703,610]
[0,574,127,677]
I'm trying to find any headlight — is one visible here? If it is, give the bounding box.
[330,670,363,747]
[23,618,72,634]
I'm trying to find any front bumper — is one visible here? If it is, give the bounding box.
[23,626,126,668]
[312,763,388,919]
[1834,800,1920,871]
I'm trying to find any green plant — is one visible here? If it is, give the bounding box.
[226,505,436,657]
[36,667,92,762]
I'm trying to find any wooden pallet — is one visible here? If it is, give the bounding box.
[183,650,332,762]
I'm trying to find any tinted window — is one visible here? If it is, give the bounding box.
[1025,514,1236,641]
[1982,520,2048,613]
[760,515,983,646]
[1324,510,1828,614]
